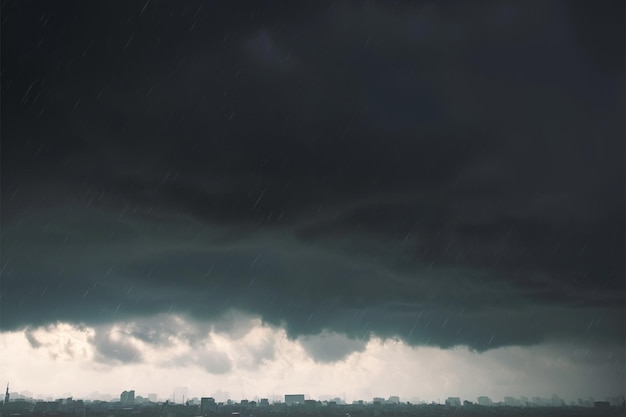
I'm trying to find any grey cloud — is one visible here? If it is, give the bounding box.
[1,191,623,353]
[244,30,297,73]
[211,311,260,340]
[122,315,214,348]
[299,331,366,363]
[1,0,623,358]
[122,312,262,348]
[24,329,42,349]
[166,347,232,375]
[125,322,176,347]
[90,327,143,365]
[197,349,233,374]
[245,337,276,368]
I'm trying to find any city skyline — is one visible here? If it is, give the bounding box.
[3,388,623,417]
[3,381,623,408]
[1,0,624,405]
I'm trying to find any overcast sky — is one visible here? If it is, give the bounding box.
[1,0,624,404]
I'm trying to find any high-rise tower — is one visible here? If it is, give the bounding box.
[4,383,9,405]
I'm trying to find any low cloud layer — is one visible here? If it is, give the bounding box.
[1,315,623,402]
[2,0,623,359]
[300,330,367,363]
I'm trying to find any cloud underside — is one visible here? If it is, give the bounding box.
[5,315,625,401]
[2,204,623,353]
[1,0,624,357]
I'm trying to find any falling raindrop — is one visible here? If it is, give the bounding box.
[252,190,265,210]
[123,35,134,53]
[140,0,151,15]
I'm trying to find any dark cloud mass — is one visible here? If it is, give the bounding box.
[1,0,624,356]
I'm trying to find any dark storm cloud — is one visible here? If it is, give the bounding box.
[1,0,623,355]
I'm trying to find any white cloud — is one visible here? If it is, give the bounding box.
[1,312,622,403]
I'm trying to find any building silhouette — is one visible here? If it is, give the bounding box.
[445,397,461,407]
[120,390,135,404]
[284,394,305,406]
[477,396,493,406]
[200,397,216,414]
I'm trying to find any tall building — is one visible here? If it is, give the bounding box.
[200,397,216,414]
[445,397,461,407]
[120,390,135,404]
[504,396,518,406]
[477,396,493,406]
[284,394,305,406]
[4,383,9,406]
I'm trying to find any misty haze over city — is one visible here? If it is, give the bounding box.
[1,0,624,413]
